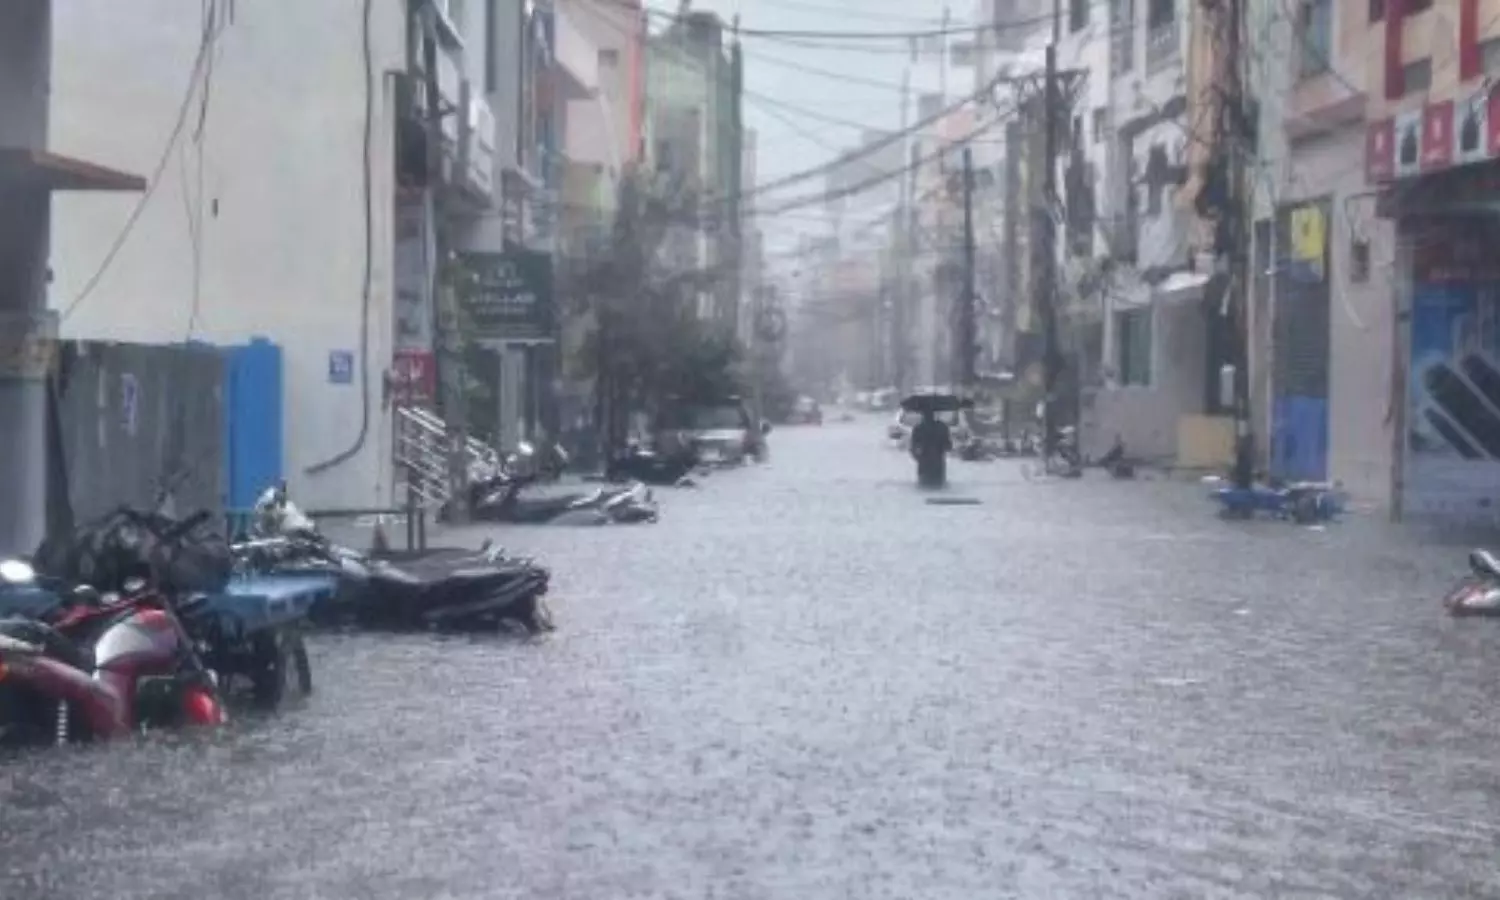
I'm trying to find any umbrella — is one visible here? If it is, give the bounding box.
[900,393,974,414]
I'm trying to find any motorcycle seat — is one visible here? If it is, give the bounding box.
[1469,549,1500,579]
[0,617,93,672]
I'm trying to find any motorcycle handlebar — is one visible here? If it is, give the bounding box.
[116,507,212,544]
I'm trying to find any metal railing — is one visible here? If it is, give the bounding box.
[392,405,501,510]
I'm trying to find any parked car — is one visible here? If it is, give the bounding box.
[887,407,968,449]
[787,396,823,425]
[663,398,769,466]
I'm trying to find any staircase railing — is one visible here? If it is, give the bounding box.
[392,405,502,509]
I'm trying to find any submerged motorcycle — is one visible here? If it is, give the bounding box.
[0,558,225,747]
[1443,549,1500,616]
[240,484,554,632]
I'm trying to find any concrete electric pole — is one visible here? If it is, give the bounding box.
[959,146,978,393]
[422,8,469,521]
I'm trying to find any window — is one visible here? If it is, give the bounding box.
[1070,0,1089,31]
[1298,0,1331,78]
[1147,0,1174,30]
[1110,0,1135,74]
[1092,107,1108,143]
[1482,36,1500,74]
[599,48,620,68]
[483,0,496,93]
[1117,308,1152,386]
[1403,58,1432,94]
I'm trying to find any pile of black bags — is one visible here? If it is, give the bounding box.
[33,508,232,595]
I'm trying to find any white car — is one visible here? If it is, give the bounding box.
[887,408,970,450]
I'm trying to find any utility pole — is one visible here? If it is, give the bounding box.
[1038,0,1063,459]
[1222,0,1254,489]
[959,147,978,393]
[892,63,913,395]
[423,10,467,520]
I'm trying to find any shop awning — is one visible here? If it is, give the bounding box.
[0,148,147,192]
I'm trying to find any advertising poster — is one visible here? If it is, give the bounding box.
[1406,278,1500,520]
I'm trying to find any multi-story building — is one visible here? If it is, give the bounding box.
[1358,0,1500,522]
[644,10,741,329]
[1084,0,1234,466]
[1240,0,1394,507]
[0,0,146,550]
[48,0,502,509]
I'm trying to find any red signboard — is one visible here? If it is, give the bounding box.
[1366,119,1395,182]
[1421,100,1455,170]
[391,350,436,405]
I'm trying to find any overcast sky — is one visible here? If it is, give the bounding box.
[642,1,966,264]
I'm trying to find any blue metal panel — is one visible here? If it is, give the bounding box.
[1270,396,1329,482]
[223,338,283,509]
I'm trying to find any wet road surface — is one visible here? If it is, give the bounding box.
[4,414,1500,898]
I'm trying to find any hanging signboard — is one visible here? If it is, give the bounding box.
[458,249,556,343]
[391,349,436,405]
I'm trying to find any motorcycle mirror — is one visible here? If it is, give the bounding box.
[71,585,102,606]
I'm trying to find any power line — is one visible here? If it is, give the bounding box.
[743,0,952,24]
[61,6,225,323]
[754,104,1017,217]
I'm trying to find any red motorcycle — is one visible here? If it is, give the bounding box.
[0,519,226,746]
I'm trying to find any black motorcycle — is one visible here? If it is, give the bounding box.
[239,485,554,633]
[605,441,701,487]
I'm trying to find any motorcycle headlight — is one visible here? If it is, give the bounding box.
[0,559,36,584]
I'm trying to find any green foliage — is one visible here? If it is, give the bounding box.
[564,166,746,426]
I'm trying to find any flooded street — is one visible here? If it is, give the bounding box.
[4,416,1500,898]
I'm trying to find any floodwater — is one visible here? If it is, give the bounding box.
[4,416,1499,898]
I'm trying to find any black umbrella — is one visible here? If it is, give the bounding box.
[900,393,974,414]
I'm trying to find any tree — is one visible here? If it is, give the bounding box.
[563,166,746,450]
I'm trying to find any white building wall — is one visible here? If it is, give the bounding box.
[1284,126,1396,506]
[48,0,408,510]
[1058,0,1113,262]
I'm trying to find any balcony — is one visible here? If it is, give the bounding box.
[402,39,496,203]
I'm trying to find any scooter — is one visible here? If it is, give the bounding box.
[0,563,225,746]
[1443,549,1500,616]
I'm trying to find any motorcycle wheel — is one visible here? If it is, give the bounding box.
[249,628,313,707]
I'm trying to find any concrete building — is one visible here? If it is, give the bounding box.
[1084,0,1232,467]
[48,0,501,510]
[1239,0,1396,507]
[644,9,741,329]
[0,0,146,551]
[1358,0,1500,523]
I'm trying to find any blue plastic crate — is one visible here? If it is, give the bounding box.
[200,574,338,633]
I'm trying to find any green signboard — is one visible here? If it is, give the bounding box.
[458,249,556,342]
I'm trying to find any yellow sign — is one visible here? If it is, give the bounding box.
[1289,204,1326,281]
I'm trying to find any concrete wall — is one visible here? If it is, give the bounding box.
[48,0,408,510]
[1089,300,1207,462]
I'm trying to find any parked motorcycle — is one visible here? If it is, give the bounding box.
[468,468,658,525]
[0,557,225,747]
[605,441,701,487]
[1443,549,1500,616]
[240,484,554,632]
